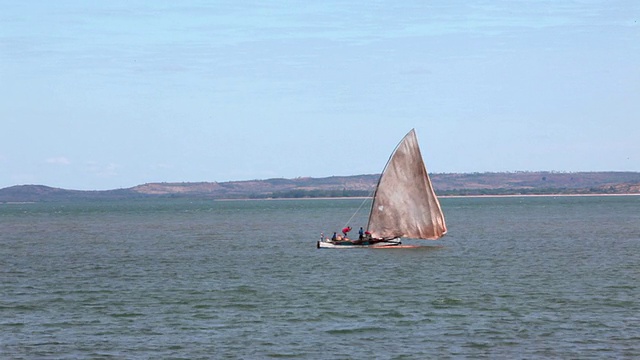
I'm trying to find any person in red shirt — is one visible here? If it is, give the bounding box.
[342,226,352,238]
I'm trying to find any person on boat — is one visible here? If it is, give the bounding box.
[342,226,352,238]
[358,227,364,240]
[331,232,337,241]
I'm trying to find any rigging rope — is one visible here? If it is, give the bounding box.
[343,190,375,229]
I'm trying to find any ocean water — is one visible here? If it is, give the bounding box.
[1,196,640,359]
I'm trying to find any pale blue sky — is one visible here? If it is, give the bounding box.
[1,1,638,190]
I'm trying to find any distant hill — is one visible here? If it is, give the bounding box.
[430,171,640,196]
[2,172,640,202]
[0,185,144,203]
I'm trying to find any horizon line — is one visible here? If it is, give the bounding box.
[3,170,640,192]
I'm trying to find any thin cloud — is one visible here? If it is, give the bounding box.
[46,156,71,165]
[152,163,174,170]
[86,161,119,178]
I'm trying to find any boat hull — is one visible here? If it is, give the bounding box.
[317,239,401,249]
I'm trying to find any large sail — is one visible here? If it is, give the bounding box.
[367,129,447,240]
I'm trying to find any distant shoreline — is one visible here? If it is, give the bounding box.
[216,193,640,201]
[2,172,640,202]
[3,193,640,204]
[440,193,640,199]
[3,191,640,204]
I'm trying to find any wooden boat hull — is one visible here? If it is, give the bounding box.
[317,239,401,249]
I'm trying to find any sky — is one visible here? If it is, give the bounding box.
[1,1,639,190]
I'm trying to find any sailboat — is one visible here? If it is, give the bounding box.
[317,129,447,249]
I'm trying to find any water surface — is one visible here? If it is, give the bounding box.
[2,196,639,358]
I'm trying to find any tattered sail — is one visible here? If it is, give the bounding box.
[367,129,447,240]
